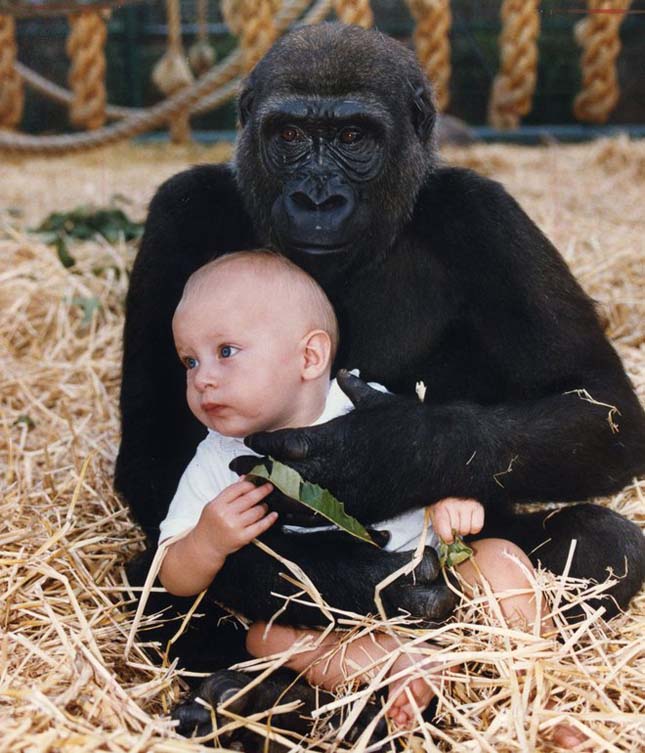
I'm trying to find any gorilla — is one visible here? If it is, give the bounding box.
[117,22,645,742]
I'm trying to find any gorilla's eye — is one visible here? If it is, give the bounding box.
[339,127,362,145]
[281,126,301,143]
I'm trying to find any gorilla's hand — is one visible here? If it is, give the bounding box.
[230,369,431,524]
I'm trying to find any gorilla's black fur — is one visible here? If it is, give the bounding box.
[117,24,645,744]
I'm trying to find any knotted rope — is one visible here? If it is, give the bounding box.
[406,0,451,112]
[188,0,216,76]
[0,15,24,129]
[66,10,107,130]
[488,0,540,130]
[222,0,282,72]
[152,0,194,142]
[573,0,632,123]
[333,0,373,28]
[0,0,317,154]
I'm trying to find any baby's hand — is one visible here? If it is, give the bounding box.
[194,479,277,560]
[429,497,484,544]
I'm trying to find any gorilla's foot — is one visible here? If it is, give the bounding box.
[383,547,457,623]
[173,668,391,750]
[172,669,252,741]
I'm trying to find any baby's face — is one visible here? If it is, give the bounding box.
[173,273,309,437]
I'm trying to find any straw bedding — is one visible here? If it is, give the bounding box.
[1,138,643,752]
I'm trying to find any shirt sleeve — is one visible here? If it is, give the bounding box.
[158,434,230,543]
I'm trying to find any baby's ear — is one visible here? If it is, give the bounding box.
[301,330,332,380]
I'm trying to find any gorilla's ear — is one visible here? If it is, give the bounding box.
[238,85,255,128]
[410,84,436,142]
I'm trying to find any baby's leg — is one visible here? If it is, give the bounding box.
[457,539,589,749]
[455,538,551,632]
[247,623,438,726]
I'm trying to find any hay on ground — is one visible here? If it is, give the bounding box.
[1,137,644,752]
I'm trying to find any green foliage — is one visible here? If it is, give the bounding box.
[438,535,474,569]
[69,296,102,326]
[32,204,143,269]
[247,458,377,546]
[13,414,35,430]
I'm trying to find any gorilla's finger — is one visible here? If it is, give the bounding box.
[245,427,316,460]
[337,369,390,409]
[229,455,265,477]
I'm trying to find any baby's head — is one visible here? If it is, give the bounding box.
[173,250,339,437]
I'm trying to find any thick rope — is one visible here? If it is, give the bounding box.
[13,0,331,119]
[0,15,24,129]
[488,0,540,130]
[66,10,108,130]
[333,0,373,28]
[573,0,632,124]
[188,0,216,76]
[406,0,451,112]
[152,0,194,142]
[222,0,282,72]
[4,0,148,19]
[0,0,315,154]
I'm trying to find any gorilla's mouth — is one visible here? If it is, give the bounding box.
[290,241,351,256]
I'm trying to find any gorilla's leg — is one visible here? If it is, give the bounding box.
[125,549,248,678]
[481,503,645,619]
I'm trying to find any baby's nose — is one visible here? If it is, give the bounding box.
[194,364,219,391]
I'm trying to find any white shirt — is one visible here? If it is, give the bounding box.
[159,377,439,553]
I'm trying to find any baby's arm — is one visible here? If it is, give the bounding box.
[429,497,485,543]
[159,479,276,596]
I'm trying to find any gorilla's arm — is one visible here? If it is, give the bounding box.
[240,169,645,523]
[115,164,257,538]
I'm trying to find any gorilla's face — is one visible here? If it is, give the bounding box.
[234,23,436,289]
[260,96,387,262]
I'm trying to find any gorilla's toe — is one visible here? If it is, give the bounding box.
[398,580,456,623]
[172,669,253,739]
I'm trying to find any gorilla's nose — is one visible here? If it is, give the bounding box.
[289,190,347,212]
[284,174,355,241]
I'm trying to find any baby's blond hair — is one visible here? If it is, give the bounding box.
[182,250,339,362]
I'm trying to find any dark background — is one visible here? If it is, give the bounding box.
[13,0,645,135]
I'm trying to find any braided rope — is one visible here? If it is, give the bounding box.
[188,0,216,76]
[406,0,451,112]
[488,0,540,130]
[0,0,315,154]
[13,0,331,119]
[0,15,24,128]
[3,0,149,19]
[225,0,282,72]
[152,0,194,142]
[66,10,108,130]
[573,0,632,123]
[333,0,373,28]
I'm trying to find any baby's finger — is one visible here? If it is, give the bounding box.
[215,479,258,504]
[230,482,274,511]
[244,510,279,541]
[471,503,485,534]
[434,507,454,544]
[239,502,270,526]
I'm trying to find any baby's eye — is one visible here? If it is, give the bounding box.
[182,356,198,370]
[219,345,239,359]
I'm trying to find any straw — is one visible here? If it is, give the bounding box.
[1,137,644,752]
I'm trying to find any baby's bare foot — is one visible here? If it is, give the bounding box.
[386,648,439,727]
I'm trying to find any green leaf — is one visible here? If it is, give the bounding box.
[70,295,101,326]
[13,414,35,430]
[438,535,474,569]
[55,235,76,268]
[247,458,377,546]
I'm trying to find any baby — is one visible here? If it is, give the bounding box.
[158,250,570,736]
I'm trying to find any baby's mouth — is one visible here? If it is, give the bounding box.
[201,402,228,414]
